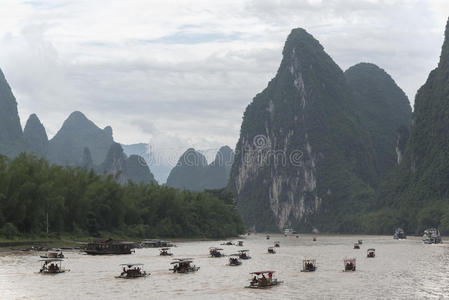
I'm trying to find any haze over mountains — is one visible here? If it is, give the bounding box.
[0,76,157,185]
[2,18,449,234]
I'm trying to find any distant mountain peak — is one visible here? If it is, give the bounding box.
[23,113,49,157]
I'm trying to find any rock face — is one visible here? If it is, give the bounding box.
[126,154,157,185]
[202,146,234,189]
[386,18,449,207]
[166,148,208,191]
[345,63,412,176]
[166,146,234,191]
[48,111,114,166]
[81,147,94,170]
[23,114,49,157]
[100,142,157,185]
[121,143,172,183]
[229,28,380,232]
[0,68,25,156]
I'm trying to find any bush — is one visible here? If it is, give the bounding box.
[1,223,19,239]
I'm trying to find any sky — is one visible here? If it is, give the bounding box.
[0,0,448,164]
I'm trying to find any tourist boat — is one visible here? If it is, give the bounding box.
[423,228,442,244]
[274,241,280,247]
[393,228,406,239]
[343,258,356,272]
[209,247,224,257]
[170,258,200,273]
[221,241,233,246]
[247,271,282,288]
[159,247,173,256]
[116,263,149,279]
[141,239,175,248]
[367,248,375,258]
[84,239,136,255]
[358,240,363,245]
[267,247,276,254]
[266,235,270,240]
[40,248,64,259]
[236,240,244,246]
[39,258,69,274]
[238,249,251,260]
[353,243,360,249]
[228,255,242,266]
[301,259,317,272]
[283,228,296,235]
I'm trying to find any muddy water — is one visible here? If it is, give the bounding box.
[1,234,448,299]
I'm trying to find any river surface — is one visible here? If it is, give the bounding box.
[1,234,448,299]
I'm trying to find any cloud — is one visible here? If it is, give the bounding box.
[0,0,447,156]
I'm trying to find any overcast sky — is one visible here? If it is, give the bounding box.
[0,0,448,159]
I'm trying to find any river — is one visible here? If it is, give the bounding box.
[0,234,448,299]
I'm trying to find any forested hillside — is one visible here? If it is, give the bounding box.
[0,154,244,239]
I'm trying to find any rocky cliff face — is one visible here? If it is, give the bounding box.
[99,142,157,185]
[48,111,114,165]
[386,18,449,207]
[0,68,25,156]
[345,63,412,176]
[166,148,208,191]
[166,146,234,191]
[229,28,379,232]
[23,114,49,157]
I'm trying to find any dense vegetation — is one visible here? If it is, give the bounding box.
[358,18,449,235]
[0,153,245,239]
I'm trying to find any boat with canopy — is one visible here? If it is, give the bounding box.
[170,258,200,273]
[39,258,69,274]
[247,271,282,288]
[116,263,149,278]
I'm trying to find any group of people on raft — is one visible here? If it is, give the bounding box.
[251,273,273,287]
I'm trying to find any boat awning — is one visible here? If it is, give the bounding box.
[39,258,63,262]
[120,263,144,267]
[250,271,275,275]
[171,260,192,264]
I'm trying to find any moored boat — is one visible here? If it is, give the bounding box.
[353,243,360,249]
[358,240,363,245]
[367,248,375,258]
[116,263,149,279]
[343,258,356,272]
[301,259,317,272]
[393,228,406,239]
[274,241,280,248]
[141,239,174,248]
[40,249,64,259]
[267,247,276,254]
[236,240,244,246]
[247,271,282,288]
[423,228,442,244]
[170,258,200,273]
[84,239,135,255]
[39,258,69,274]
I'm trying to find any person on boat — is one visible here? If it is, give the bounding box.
[260,274,268,286]
[268,272,272,283]
[252,276,257,284]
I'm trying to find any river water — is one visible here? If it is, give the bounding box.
[0,234,448,299]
